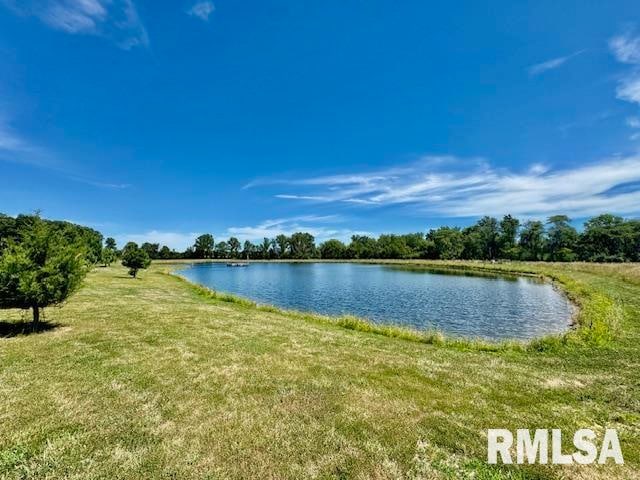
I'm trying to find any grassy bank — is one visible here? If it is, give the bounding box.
[164,260,621,352]
[1,261,639,479]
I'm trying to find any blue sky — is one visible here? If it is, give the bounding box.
[1,1,640,249]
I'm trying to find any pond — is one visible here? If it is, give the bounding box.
[177,262,573,341]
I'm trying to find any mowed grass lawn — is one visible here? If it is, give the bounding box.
[1,261,639,479]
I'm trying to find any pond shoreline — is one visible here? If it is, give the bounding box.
[160,260,585,352]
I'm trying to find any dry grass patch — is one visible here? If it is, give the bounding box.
[0,262,638,479]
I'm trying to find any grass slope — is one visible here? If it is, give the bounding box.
[0,262,639,479]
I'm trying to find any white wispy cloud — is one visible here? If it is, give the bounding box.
[626,117,640,141]
[41,0,108,33]
[610,30,640,64]
[0,119,28,152]
[3,0,149,49]
[66,175,131,189]
[187,1,214,21]
[558,110,614,136]
[616,73,640,105]
[610,29,640,107]
[527,50,584,76]
[249,155,640,218]
[0,115,52,167]
[626,116,640,128]
[226,215,371,243]
[0,112,130,188]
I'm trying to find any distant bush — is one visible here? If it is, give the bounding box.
[121,242,151,278]
[101,246,117,266]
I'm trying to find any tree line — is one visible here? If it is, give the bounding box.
[134,213,640,263]
[1,211,638,328]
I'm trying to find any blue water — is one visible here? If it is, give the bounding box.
[178,262,573,341]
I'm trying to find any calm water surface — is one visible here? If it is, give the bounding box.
[178,262,573,340]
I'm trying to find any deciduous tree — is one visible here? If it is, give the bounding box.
[194,234,215,259]
[101,247,116,266]
[348,235,377,259]
[274,234,289,258]
[258,237,273,259]
[499,214,520,259]
[427,227,464,260]
[242,241,255,260]
[319,239,347,259]
[519,221,546,261]
[289,233,315,259]
[546,215,578,261]
[228,237,241,258]
[214,241,230,259]
[141,242,160,260]
[105,237,117,251]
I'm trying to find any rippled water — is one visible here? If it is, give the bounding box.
[178,262,573,340]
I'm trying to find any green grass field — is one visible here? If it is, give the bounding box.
[1,261,639,479]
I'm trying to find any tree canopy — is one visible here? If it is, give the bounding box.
[121,242,151,278]
[0,215,88,324]
[426,227,464,260]
[194,234,215,259]
[319,239,348,259]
